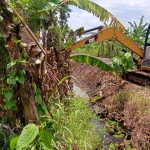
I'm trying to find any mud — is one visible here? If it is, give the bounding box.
[70,61,150,150]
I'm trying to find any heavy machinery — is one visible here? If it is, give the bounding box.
[70,24,150,85]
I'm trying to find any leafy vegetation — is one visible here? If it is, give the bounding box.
[111,52,135,76]
[0,0,149,149]
[9,96,99,149]
[125,16,148,46]
[0,0,123,149]
[70,54,113,71]
[104,120,125,139]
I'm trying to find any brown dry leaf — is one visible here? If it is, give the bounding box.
[29,45,41,57]
[19,25,34,46]
[19,25,42,57]
[39,52,45,62]
[41,60,47,75]
[34,58,41,64]
[33,55,41,64]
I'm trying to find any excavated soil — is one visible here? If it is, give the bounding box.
[70,61,150,150]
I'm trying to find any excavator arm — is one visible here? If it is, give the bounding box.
[70,25,150,85]
[70,27,144,58]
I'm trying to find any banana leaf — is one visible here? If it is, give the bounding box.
[61,0,125,32]
[70,54,113,72]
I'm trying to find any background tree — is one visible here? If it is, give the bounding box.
[125,16,148,47]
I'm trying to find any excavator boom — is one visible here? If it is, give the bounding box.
[71,27,144,58]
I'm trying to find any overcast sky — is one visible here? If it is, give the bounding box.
[67,0,150,31]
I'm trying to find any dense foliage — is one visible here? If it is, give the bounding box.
[0,0,124,149]
[0,0,148,148]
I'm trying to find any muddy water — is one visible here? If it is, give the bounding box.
[73,84,88,98]
[73,84,123,146]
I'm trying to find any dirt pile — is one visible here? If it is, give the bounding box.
[70,61,150,150]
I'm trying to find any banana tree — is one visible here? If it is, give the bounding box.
[125,16,148,46]
[0,0,125,127]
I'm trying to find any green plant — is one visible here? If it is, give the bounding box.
[114,90,134,105]
[3,58,26,111]
[70,52,135,83]
[108,143,119,150]
[64,97,100,149]
[32,82,49,116]
[73,43,100,56]
[105,120,125,138]
[111,52,135,77]
[9,96,100,150]
[0,117,17,150]
[10,124,39,150]
[124,140,136,150]
[70,54,113,72]
[125,16,148,47]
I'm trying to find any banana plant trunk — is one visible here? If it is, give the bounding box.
[19,81,39,124]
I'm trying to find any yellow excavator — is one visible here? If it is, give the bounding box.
[70,24,150,85]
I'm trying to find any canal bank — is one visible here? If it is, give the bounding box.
[71,61,150,149]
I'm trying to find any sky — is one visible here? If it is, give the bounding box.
[67,0,150,31]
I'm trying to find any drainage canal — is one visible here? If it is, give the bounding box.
[73,84,124,148]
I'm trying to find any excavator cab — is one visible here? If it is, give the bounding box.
[142,24,150,70]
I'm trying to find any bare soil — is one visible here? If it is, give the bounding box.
[70,61,150,150]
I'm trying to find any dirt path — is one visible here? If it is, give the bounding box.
[70,61,150,150]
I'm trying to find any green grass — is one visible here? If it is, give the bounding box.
[64,97,99,149]
[114,90,135,104]
[48,96,100,150]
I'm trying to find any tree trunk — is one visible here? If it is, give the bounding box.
[20,81,39,124]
